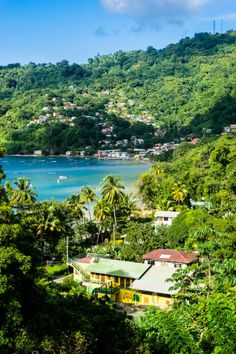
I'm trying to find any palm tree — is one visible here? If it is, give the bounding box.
[65,193,87,221]
[172,183,188,204]
[93,200,111,243]
[80,186,97,220]
[120,193,138,219]
[36,199,64,237]
[35,199,65,261]
[10,177,37,210]
[101,175,125,243]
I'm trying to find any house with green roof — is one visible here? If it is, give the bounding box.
[69,254,177,307]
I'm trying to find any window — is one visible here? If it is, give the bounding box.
[174,263,182,269]
[143,297,149,305]
[92,273,99,280]
[126,278,132,287]
[120,278,125,288]
[164,217,169,221]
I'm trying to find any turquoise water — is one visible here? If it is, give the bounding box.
[0,156,150,201]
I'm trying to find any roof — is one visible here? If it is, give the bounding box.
[191,138,200,143]
[155,211,180,218]
[78,257,92,264]
[129,266,177,295]
[85,258,151,279]
[143,249,198,264]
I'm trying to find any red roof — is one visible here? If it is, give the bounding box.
[142,249,198,264]
[78,257,91,264]
[191,138,200,144]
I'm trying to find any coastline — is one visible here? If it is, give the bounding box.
[4,154,153,165]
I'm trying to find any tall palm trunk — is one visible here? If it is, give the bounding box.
[113,206,117,246]
[96,225,101,244]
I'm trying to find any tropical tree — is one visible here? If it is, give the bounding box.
[35,199,67,259]
[8,178,37,210]
[93,200,111,243]
[65,193,87,221]
[101,175,125,242]
[118,193,138,221]
[172,183,188,205]
[80,186,97,220]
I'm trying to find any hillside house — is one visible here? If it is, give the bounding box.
[230,124,236,134]
[191,138,200,144]
[142,249,199,269]
[154,211,180,226]
[69,255,177,307]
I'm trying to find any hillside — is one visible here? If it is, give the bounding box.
[138,134,236,213]
[0,31,236,153]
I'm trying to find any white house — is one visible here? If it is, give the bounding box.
[143,249,199,269]
[154,211,180,226]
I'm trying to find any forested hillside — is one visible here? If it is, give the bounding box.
[0,31,236,153]
[138,134,236,212]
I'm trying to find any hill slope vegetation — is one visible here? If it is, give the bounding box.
[0,31,236,153]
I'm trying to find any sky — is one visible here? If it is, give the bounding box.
[0,0,235,65]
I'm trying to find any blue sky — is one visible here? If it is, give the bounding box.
[0,0,235,65]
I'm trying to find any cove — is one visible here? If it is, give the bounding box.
[1,156,150,201]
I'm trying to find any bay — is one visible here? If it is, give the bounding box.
[0,156,150,201]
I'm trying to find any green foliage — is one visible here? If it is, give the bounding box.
[45,263,68,277]
[138,135,236,213]
[1,32,236,152]
[136,293,236,354]
[118,222,168,262]
[0,174,135,353]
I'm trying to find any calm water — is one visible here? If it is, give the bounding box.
[0,156,150,201]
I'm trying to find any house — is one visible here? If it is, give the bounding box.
[230,124,236,134]
[129,266,176,306]
[190,199,212,209]
[34,150,43,156]
[69,255,176,307]
[63,102,76,109]
[42,106,51,112]
[38,115,48,123]
[142,249,199,269]
[154,211,180,226]
[191,138,200,144]
[65,151,77,156]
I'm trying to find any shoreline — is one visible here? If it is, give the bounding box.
[3,154,153,165]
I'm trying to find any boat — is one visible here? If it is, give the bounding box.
[57,175,69,183]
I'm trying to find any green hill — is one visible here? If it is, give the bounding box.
[0,31,236,153]
[138,133,236,213]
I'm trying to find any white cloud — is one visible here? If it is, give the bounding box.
[101,0,212,24]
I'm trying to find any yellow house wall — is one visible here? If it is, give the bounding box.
[89,273,132,288]
[117,289,173,308]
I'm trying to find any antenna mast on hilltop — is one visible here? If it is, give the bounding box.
[221,19,223,34]
[213,20,216,34]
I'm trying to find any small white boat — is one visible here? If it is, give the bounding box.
[57,175,69,183]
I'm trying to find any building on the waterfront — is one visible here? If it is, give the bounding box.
[154,211,180,226]
[34,150,43,156]
[142,249,199,269]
